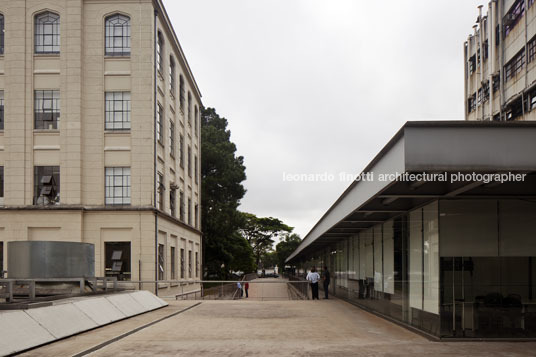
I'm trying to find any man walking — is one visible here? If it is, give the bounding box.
[306,267,320,300]
[244,282,249,298]
[323,266,331,299]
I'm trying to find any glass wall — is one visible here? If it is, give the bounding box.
[296,198,536,338]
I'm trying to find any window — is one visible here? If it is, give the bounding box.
[35,12,60,54]
[179,134,184,168]
[195,251,199,278]
[179,75,185,109]
[34,166,60,205]
[170,185,176,216]
[0,166,3,199]
[0,14,4,55]
[188,145,192,177]
[158,243,164,280]
[180,248,185,279]
[194,155,198,184]
[469,55,476,75]
[34,90,60,130]
[179,191,185,222]
[504,49,525,82]
[105,242,131,281]
[188,197,192,225]
[157,172,164,210]
[105,14,130,56]
[169,56,176,95]
[188,249,192,278]
[492,74,500,92]
[195,204,199,229]
[157,31,164,74]
[194,105,198,136]
[482,80,490,103]
[187,92,192,126]
[0,91,4,130]
[105,167,131,205]
[105,92,130,130]
[468,93,476,113]
[504,0,525,38]
[157,104,163,144]
[171,247,176,280]
[169,120,175,157]
[529,36,536,63]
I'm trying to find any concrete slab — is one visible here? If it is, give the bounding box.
[0,311,55,356]
[74,296,126,325]
[25,303,98,339]
[129,290,168,310]
[105,292,146,316]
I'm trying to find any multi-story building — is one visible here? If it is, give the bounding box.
[0,0,202,294]
[465,0,536,121]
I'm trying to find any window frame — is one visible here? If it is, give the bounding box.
[35,11,60,54]
[105,91,131,130]
[105,167,131,205]
[34,90,60,130]
[104,14,131,57]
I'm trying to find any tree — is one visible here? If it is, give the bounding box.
[239,212,293,269]
[275,233,302,273]
[201,107,249,278]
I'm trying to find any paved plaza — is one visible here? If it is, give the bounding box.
[21,283,536,357]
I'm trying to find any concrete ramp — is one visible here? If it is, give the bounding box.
[0,291,167,356]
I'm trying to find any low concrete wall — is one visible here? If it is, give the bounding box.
[0,291,167,356]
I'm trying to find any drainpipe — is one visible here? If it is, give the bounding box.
[499,0,505,120]
[464,40,469,119]
[489,1,495,120]
[478,5,485,120]
[524,0,529,119]
[154,8,159,296]
[473,25,479,118]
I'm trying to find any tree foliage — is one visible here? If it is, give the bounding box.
[275,233,302,272]
[201,107,249,278]
[239,212,293,269]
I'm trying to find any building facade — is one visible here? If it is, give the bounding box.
[0,0,202,294]
[465,0,536,121]
[287,122,536,339]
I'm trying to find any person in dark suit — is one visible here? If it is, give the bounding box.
[323,266,331,299]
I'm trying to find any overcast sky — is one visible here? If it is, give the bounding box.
[164,0,484,238]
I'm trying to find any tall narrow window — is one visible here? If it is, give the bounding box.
[187,92,192,126]
[170,185,176,217]
[35,12,60,54]
[171,246,176,280]
[34,90,60,130]
[180,248,185,279]
[179,134,184,168]
[158,244,164,280]
[157,104,163,144]
[157,172,164,210]
[195,252,199,278]
[0,166,4,200]
[188,197,192,225]
[188,250,192,278]
[105,92,130,130]
[0,14,4,55]
[187,145,192,177]
[194,105,198,136]
[179,191,185,221]
[194,155,198,184]
[105,167,131,205]
[195,204,199,229]
[0,91,4,130]
[157,31,164,74]
[169,56,176,95]
[169,120,175,157]
[34,166,60,205]
[179,75,185,109]
[105,14,130,56]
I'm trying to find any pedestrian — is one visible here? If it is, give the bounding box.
[237,281,243,298]
[244,282,249,298]
[306,266,320,300]
[322,266,331,299]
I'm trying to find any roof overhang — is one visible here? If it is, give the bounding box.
[286,121,536,263]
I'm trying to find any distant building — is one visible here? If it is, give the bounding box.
[0,0,202,294]
[465,0,536,121]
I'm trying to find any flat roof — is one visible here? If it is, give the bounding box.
[287,121,536,263]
